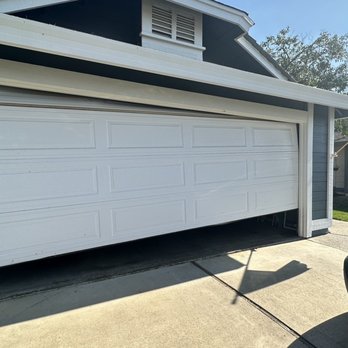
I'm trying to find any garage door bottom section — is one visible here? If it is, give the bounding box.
[0,107,298,266]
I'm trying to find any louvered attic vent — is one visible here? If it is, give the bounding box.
[176,13,195,44]
[142,0,205,60]
[152,6,172,38]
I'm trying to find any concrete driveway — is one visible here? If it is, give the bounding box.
[0,219,347,347]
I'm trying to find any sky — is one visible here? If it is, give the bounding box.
[220,0,348,43]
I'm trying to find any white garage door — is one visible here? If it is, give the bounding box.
[0,106,298,266]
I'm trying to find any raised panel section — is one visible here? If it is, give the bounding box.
[0,211,100,252]
[252,128,293,147]
[0,167,98,203]
[254,158,297,178]
[194,160,247,184]
[112,200,186,235]
[255,185,298,211]
[107,122,183,148]
[110,163,185,192]
[0,119,95,149]
[195,192,248,219]
[192,126,246,147]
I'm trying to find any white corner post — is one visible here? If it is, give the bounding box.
[298,103,313,238]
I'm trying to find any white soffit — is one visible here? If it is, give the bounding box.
[0,0,76,13]
[167,0,254,32]
[0,14,348,110]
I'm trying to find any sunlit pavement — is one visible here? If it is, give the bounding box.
[1,220,348,347]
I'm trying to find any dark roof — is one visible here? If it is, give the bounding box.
[212,0,249,16]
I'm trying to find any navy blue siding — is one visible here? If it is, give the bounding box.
[312,105,328,220]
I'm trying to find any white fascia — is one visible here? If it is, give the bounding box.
[167,0,254,32]
[236,36,289,81]
[0,59,308,122]
[1,14,347,110]
[0,0,76,13]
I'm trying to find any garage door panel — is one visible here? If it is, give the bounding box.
[109,161,185,192]
[252,127,297,147]
[193,159,248,185]
[194,192,249,220]
[0,209,101,254]
[255,183,298,212]
[0,116,96,150]
[0,106,299,266]
[0,164,98,206]
[107,121,184,149]
[192,126,247,148]
[112,200,186,241]
[253,157,298,179]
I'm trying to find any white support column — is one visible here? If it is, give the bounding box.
[327,107,335,223]
[298,104,313,238]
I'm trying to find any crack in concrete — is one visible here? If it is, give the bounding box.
[191,260,317,348]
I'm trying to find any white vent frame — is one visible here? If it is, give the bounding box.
[141,0,205,60]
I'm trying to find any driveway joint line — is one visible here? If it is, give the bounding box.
[191,260,317,348]
[308,237,348,252]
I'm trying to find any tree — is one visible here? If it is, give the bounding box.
[261,27,348,93]
[261,27,348,133]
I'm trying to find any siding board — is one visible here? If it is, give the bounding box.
[312,105,328,219]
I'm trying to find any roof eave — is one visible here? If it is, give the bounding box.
[167,0,254,32]
[0,13,347,111]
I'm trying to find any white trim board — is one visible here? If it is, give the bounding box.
[236,36,289,81]
[0,59,308,123]
[0,58,313,238]
[297,104,313,238]
[0,0,76,13]
[0,14,348,110]
[312,219,331,231]
[326,107,335,227]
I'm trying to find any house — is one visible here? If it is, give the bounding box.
[334,134,348,194]
[0,0,347,267]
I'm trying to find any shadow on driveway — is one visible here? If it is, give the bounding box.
[0,218,299,300]
[0,254,309,327]
[288,313,348,348]
[0,217,310,328]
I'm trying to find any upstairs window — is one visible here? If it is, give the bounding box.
[141,0,205,60]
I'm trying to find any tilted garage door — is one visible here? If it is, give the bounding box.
[0,106,298,266]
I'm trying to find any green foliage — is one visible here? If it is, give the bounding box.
[261,27,348,134]
[333,196,348,221]
[261,27,348,93]
[335,119,348,135]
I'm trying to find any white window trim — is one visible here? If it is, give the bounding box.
[141,0,205,60]
[0,58,314,237]
[0,14,347,109]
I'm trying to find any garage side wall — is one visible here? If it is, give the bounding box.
[312,105,329,220]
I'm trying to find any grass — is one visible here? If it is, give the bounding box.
[333,195,348,222]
